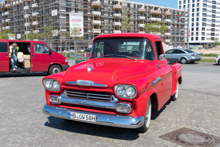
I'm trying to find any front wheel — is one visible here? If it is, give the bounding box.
[218,59,220,65]
[49,65,62,75]
[137,99,152,133]
[170,82,179,101]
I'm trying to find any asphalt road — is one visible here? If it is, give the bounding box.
[0,63,219,146]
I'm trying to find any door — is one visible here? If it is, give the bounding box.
[165,49,174,60]
[31,43,54,72]
[0,41,9,72]
[154,41,172,107]
[171,49,186,61]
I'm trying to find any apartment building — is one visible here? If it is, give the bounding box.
[0,0,187,51]
[178,0,220,46]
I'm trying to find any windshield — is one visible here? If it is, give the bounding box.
[46,43,57,52]
[91,38,155,60]
[184,49,194,53]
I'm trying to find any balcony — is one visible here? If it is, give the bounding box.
[32,12,39,16]
[24,14,30,18]
[5,26,10,30]
[150,10,162,15]
[31,3,38,8]
[24,23,30,27]
[32,21,39,25]
[138,16,145,20]
[149,17,162,21]
[5,19,10,22]
[138,8,146,13]
[164,33,171,36]
[3,11,9,16]
[165,39,171,42]
[93,20,101,25]
[114,30,121,33]
[113,13,121,17]
[91,11,101,16]
[113,4,122,10]
[113,22,121,26]
[165,19,172,23]
[165,12,172,16]
[138,24,145,28]
[91,1,102,8]
[138,31,145,33]
[92,29,101,34]
[24,6,29,10]
[25,31,31,34]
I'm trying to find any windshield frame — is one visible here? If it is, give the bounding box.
[90,38,154,60]
[46,43,57,52]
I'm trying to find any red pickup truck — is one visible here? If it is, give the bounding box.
[43,33,182,132]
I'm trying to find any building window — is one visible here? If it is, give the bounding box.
[192,13,194,17]
[191,32,194,36]
[197,3,199,7]
[196,23,199,26]
[202,23,206,26]
[192,9,194,12]
[203,8,207,12]
[203,4,207,7]
[212,10,216,13]
[202,18,206,21]
[197,8,199,12]
[196,32,199,36]
[196,27,199,31]
[202,32,205,35]
[212,1,216,4]
[212,6,216,9]
[202,13,206,17]
[192,23,194,26]
[192,4,195,7]
[192,18,194,21]
[202,28,205,31]
[212,15,215,18]
[179,6,181,9]
[197,18,199,21]
[212,19,215,23]
[196,37,198,40]
[191,37,194,40]
[202,37,205,40]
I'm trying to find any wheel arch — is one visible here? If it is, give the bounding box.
[178,76,182,84]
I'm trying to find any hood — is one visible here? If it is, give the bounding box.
[62,58,156,87]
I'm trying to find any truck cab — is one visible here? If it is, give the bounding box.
[42,33,182,132]
[0,40,69,74]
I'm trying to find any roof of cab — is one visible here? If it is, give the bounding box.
[94,33,161,42]
[0,39,46,44]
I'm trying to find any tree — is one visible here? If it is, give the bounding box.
[213,38,220,46]
[121,0,130,33]
[144,21,168,34]
[40,16,56,46]
[1,30,15,39]
[21,31,41,40]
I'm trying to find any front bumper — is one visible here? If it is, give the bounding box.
[43,104,144,129]
[61,65,70,71]
[190,57,201,61]
[215,58,220,64]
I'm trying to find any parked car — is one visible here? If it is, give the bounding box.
[0,39,69,74]
[165,48,201,64]
[42,33,182,132]
[216,55,220,65]
[84,47,92,52]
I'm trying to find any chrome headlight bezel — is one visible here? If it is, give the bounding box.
[43,79,60,91]
[114,84,137,99]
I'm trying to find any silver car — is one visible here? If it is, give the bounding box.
[215,55,220,65]
[165,48,201,64]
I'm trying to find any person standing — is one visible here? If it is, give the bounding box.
[9,43,19,71]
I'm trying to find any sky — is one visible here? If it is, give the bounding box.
[131,0,178,9]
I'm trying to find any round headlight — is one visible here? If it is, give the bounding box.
[53,81,60,91]
[43,79,60,91]
[114,85,137,99]
[116,86,126,96]
[126,86,136,97]
[45,80,53,89]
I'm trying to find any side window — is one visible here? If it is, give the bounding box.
[34,44,50,54]
[92,41,104,57]
[165,50,174,54]
[0,42,8,52]
[154,41,163,60]
[145,41,154,60]
[180,50,185,54]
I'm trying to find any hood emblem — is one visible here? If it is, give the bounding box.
[87,67,93,72]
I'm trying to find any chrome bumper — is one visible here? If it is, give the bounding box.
[43,104,144,129]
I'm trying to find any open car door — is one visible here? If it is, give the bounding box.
[0,41,9,72]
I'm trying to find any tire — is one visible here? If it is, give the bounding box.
[190,61,195,63]
[137,99,152,133]
[170,82,179,101]
[49,65,62,75]
[218,59,220,65]
[180,58,188,64]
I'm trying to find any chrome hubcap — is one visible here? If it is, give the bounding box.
[53,68,60,73]
[181,59,186,64]
[145,100,152,128]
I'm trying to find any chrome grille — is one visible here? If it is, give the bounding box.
[64,90,112,101]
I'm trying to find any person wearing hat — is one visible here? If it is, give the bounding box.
[9,43,19,71]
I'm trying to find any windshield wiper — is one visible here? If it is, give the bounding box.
[115,55,138,61]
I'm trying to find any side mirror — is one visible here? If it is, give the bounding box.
[49,50,52,56]
[159,54,166,60]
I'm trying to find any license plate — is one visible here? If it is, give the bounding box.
[68,112,96,122]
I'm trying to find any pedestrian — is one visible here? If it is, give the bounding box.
[9,43,19,71]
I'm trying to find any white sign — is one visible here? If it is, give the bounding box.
[69,13,84,37]
[8,34,15,40]
[51,9,57,16]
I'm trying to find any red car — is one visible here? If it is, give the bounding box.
[42,33,182,132]
[0,40,69,74]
